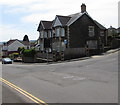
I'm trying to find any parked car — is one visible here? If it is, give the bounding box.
[2,58,12,64]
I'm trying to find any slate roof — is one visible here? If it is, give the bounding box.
[38,10,106,30]
[7,39,18,46]
[42,21,53,29]
[22,41,30,46]
[56,15,71,26]
[37,21,53,31]
[67,12,85,26]
[6,39,28,46]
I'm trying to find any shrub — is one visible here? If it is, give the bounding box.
[9,53,19,59]
[22,49,36,57]
[18,47,25,53]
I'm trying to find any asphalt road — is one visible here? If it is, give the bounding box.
[1,51,119,104]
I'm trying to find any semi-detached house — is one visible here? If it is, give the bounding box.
[37,4,106,61]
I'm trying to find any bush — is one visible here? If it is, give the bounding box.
[9,53,19,59]
[22,49,36,57]
[18,47,25,53]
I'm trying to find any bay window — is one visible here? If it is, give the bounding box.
[44,31,47,38]
[61,28,65,37]
[48,30,52,38]
[55,28,60,37]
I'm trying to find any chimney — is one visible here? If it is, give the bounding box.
[81,3,86,13]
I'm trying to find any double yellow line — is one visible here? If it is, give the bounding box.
[0,78,48,105]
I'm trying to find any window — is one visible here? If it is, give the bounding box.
[40,31,44,38]
[89,26,94,37]
[61,42,66,51]
[87,40,97,49]
[100,31,104,36]
[44,31,47,38]
[40,40,44,51]
[61,28,65,37]
[55,27,60,37]
[48,31,52,38]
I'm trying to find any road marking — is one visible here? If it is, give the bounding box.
[0,78,48,105]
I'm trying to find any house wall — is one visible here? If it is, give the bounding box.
[8,40,25,51]
[53,17,62,27]
[0,45,2,58]
[64,48,86,59]
[69,14,100,48]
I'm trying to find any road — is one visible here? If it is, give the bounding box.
[1,51,118,104]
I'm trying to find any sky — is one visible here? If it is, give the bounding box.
[0,0,119,42]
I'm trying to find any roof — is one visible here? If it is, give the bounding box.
[56,15,71,26]
[5,39,28,46]
[22,41,30,46]
[37,21,53,31]
[38,8,106,30]
[7,39,18,46]
[67,12,85,26]
[42,21,53,29]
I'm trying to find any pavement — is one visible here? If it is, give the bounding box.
[51,48,120,64]
[18,48,120,65]
[103,48,120,55]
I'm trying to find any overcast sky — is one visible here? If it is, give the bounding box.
[0,0,119,42]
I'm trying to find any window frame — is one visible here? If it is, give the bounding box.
[88,26,95,37]
[61,28,65,37]
[100,31,104,36]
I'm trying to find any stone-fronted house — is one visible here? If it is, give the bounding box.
[117,27,120,35]
[0,44,3,59]
[37,4,107,61]
[37,21,53,52]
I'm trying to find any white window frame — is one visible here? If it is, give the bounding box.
[55,27,60,37]
[48,30,52,38]
[61,28,65,37]
[87,40,97,49]
[44,31,47,38]
[40,31,44,38]
[89,26,94,37]
[100,31,104,36]
[40,40,44,51]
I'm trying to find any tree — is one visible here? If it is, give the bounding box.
[17,47,25,53]
[23,35,29,42]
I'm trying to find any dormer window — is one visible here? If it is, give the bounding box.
[89,26,94,37]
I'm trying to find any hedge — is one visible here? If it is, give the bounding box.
[22,49,36,57]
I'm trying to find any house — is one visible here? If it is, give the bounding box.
[2,39,26,57]
[37,21,53,52]
[107,26,117,37]
[0,44,3,59]
[106,26,117,46]
[117,27,120,35]
[37,3,107,61]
